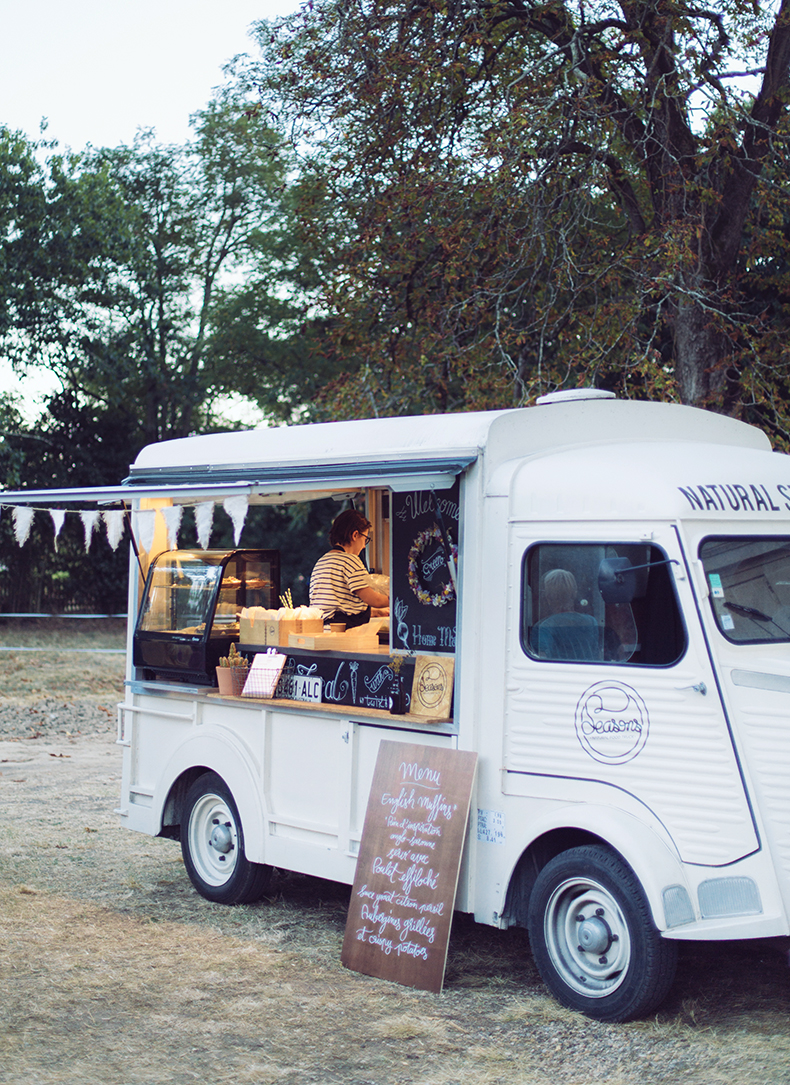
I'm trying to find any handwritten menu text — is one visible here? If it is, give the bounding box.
[341,741,477,992]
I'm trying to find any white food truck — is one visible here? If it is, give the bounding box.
[7,389,790,1022]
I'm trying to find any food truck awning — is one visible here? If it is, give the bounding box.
[0,455,477,506]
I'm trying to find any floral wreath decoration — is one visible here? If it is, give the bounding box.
[407,523,458,607]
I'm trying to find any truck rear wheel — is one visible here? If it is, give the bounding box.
[527,845,677,1022]
[180,772,271,905]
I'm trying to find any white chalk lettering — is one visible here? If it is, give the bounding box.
[399,762,441,788]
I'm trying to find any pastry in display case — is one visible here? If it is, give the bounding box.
[133,549,280,684]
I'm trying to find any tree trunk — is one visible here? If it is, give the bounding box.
[669,268,735,409]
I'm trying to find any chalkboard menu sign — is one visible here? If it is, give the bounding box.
[262,648,416,710]
[391,482,460,654]
[342,740,477,993]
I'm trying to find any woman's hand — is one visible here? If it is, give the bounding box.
[356,585,389,608]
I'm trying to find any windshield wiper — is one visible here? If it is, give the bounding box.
[724,601,772,622]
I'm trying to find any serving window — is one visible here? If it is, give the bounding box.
[521,543,686,667]
[130,482,458,721]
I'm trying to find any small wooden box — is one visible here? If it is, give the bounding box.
[239,615,268,646]
[240,616,324,646]
[277,618,324,646]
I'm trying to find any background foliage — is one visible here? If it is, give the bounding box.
[5,1,790,610]
[250,0,790,438]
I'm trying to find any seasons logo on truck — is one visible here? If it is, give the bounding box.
[574,681,650,764]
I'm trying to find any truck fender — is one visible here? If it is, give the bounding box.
[504,803,692,933]
[152,728,267,864]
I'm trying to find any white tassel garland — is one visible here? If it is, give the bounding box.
[134,509,157,553]
[80,510,101,551]
[13,507,35,546]
[161,505,183,550]
[50,509,66,551]
[103,510,126,551]
[194,501,214,549]
[223,495,248,546]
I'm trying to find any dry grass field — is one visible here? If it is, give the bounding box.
[0,619,789,1085]
[0,616,127,702]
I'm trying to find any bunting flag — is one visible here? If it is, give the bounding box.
[13,506,35,546]
[134,508,157,553]
[50,509,67,551]
[195,500,214,550]
[161,505,183,550]
[103,510,126,551]
[80,510,101,552]
[223,495,249,546]
[0,496,250,554]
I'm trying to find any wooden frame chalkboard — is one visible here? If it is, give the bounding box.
[341,740,477,993]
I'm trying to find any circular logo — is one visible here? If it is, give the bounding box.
[416,662,447,710]
[575,681,649,764]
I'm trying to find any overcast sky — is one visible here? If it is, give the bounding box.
[1,0,297,150]
[1,0,299,418]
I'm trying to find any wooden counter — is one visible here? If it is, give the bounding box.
[206,689,452,728]
[237,642,418,714]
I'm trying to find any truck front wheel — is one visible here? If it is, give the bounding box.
[527,845,677,1022]
[180,772,271,905]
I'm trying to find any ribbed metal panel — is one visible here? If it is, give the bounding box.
[726,684,790,891]
[504,662,757,866]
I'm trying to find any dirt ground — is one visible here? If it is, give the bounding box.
[1,621,790,1084]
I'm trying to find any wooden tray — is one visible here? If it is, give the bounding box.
[288,630,379,652]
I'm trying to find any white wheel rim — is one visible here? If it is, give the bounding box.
[543,875,632,998]
[187,792,239,887]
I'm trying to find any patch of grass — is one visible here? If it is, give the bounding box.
[0,618,126,701]
[0,616,127,649]
[2,648,790,1085]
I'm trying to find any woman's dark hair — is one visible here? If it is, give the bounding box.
[329,509,371,547]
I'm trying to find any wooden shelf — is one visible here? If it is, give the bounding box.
[205,690,451,727]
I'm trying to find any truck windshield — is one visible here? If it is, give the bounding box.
[699,537,790,643]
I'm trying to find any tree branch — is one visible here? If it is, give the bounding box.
[710,0,790,273]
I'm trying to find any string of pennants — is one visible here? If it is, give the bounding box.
[0,495,251,553]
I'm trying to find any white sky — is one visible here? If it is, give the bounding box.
[1,0,298,151]
[0,0,300,422]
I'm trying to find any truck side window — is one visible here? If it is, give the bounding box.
[700,536,790,643]
[521,543,686,666]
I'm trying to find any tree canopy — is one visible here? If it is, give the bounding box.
[0,93,333,453]
[253,0,790,438]
[0,99,327,610]
[8,5,790,608]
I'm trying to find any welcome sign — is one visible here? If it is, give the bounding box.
[390,481,460,655]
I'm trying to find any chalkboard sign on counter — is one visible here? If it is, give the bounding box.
[342,740,477,993]
[391,482,460,654]
[275,648,416,711]
[237,645,418,711]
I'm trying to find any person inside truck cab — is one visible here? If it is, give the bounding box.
[309,509,390,629]
[531,568,601,661]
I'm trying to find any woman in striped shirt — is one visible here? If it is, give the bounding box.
[309,509,389,629]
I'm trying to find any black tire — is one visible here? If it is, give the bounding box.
[180,771,271,905]
[527,844,677,1022]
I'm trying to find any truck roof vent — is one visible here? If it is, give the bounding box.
[536,388,616,405]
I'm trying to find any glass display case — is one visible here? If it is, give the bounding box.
[133,549,280,684]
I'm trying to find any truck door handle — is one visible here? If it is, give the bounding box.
[676,681,707,695]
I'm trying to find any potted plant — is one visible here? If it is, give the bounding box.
[216,643,249,696]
